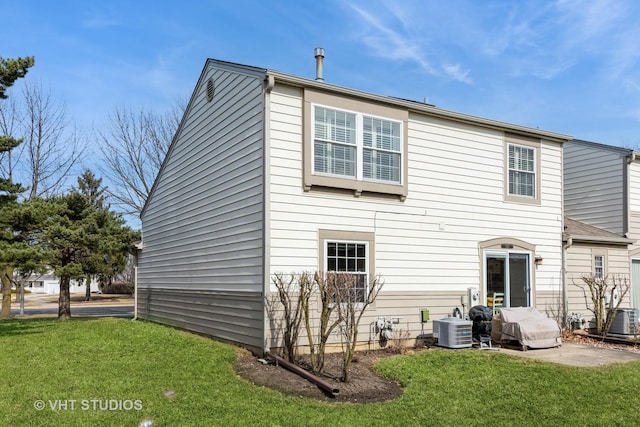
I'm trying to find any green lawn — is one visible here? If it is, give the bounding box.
[2,318,640,427]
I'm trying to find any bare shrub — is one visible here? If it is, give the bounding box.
[302,272,343,374]
[270,272,313,362]
[335,274,384,382]
[269,270,385,381]
[575,274,630,336]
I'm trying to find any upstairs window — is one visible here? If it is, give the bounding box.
[508,144,536,197]
[504,133,541,205]
[314,107,357,177]
[312,105,402,185]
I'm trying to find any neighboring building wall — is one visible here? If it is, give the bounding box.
[565,243,632,316]
[138,61,266,352]
[629,158,640,249]
[266,84,564,346]
[564,140,627,235]
[629,159,640,308]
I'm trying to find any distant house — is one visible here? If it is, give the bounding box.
[137,57,572,354]
[25,274,99,295]
[563,140,640,311]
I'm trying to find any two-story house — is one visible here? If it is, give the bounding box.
[136,57,571,354]
[563,139,640,312]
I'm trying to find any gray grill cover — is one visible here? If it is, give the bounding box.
[492,307,561,349]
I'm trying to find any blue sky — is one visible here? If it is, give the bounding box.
[3,0,640,149]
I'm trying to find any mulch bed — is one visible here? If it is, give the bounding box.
[233,348,407,404]
[234,331,640,404]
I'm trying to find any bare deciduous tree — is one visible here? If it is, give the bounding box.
[97,103,183,217]
[4,81,85,199]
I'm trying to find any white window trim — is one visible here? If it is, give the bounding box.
[323,239,369,303]
[312,103,403,185]
[503,133,542,205]
[594,254,605,279]
[507,143,536,198]
[318,229,376,307]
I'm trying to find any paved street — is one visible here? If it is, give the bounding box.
[8,293,134,318]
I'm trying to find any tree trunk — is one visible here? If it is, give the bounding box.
[0,267,13,319]
[58,275,71,320]
[85,276,91,301]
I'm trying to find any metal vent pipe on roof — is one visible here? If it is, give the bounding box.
[314,48,325,81]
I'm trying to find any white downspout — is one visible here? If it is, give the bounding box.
[562,236,573,327]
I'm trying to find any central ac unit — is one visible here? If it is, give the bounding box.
[608,308,639,336]
[433,317,472,348]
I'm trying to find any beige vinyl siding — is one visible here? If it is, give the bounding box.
[268,288,564,351]
[268,290,472,350]
[630,212,640,254]
[565,243,632,315]
[138,61,266,350]
[564,141,627,235]
[266,84,564,341]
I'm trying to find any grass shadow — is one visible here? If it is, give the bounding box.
[0,318,58,337]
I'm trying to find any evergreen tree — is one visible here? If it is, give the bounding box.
[47,171,136,319]
[45,192,90,319]
[76,169,107,300]
[0,56,34,319]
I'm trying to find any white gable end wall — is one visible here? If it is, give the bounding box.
[266,85,564,341]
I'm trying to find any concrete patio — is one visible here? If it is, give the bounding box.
[499,342,640,367]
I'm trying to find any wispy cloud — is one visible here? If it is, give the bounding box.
[442,64,472,84]
[348,4,437,74]
[346,2,472,84]
[82,14,121,30]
